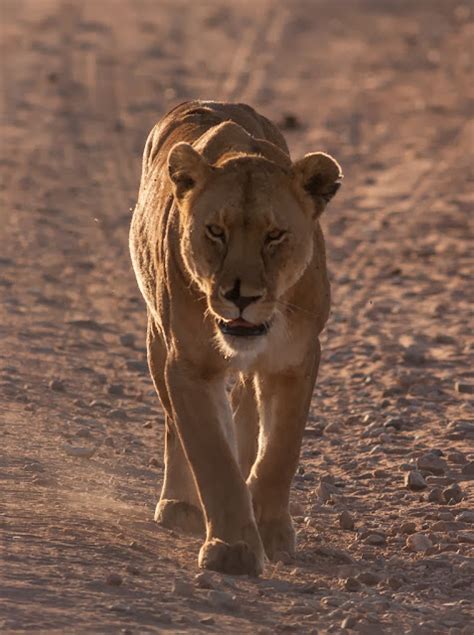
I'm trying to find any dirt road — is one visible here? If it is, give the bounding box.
[1,1,473,633]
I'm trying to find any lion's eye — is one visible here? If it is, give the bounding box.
[266,229,286,244]
[206,224,225,241]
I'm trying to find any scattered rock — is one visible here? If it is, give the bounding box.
[405,470,427,491]
[357,571,383,586]
[324,421,341,433]
[387,576,404,590]
[106,573,123,586]
[461,461,474,476]
[447,451,466,464]
[399,521,417,534]
[417,452,446,475]
[108,408,128,421]
[315,545,354,564]
[344,577,362,592]
[278,113,303,130]
[63,444,95,458]
[446,420,474,439]
[406,533,433,552]
[125,359,148,373]
[456,511,474,523]
[107,383,125,396]
[403,345,426,365]
[200,616,215,625]
[443,483,463,504]
[290,500,304,515]
[120,333,136,348]
[194,572,216,589]
[172,579,193,597]
[457,532,474,544]
[49,378,65,392]
[364,533,386,546]
[384,417,403,430]
[428,487,446,504]
[316,480,338,503]
[143,420,153,429]
[338,511,355,530]
[454,382,474,394]
[207,590,237,611]
[341,615,358,629]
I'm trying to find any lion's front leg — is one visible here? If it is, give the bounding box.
[165,359,264,576]
[248,347,320,561]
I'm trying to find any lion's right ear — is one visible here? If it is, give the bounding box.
[168,142,210,199]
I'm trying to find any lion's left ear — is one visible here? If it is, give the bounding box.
[292,152,343,218]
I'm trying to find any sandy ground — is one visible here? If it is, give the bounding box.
[1,1,473,633]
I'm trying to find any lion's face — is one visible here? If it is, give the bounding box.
[168,144,341,357]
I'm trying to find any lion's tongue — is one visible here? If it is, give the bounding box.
[226,318,256,328]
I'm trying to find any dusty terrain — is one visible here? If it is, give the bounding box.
[1,1,473,633]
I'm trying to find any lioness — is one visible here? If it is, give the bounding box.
[130,101,342,576]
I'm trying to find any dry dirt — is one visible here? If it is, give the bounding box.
[1,1,473,633]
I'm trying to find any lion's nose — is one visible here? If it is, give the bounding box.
[222,278,262,312]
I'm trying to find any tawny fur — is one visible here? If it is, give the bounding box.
[129,100,342,576]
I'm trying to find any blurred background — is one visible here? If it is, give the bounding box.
[1,1,473,633]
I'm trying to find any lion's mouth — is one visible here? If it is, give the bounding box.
[217,317,270,337]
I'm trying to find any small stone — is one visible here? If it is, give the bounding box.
[443,483,463,504]
[63,444,95,458]
[207,590,237,611]
[458,532,474,544]
[148,457,161,468]
[338,511,355,530]
[447,452,467,464]
[315,546,354,564]
[108,408,128,420]
[106,573,123,586]
[399,521,417,534]
[324,421,341,433]
[49,378,65,392]
[200,617,215,625]
[364,533,386,546]
[403,345,426,365]
[344,577,362,592]
[461,461,474,476]
[417,453,446,475]
[120,333,136,348]
[316,481,338,503]
[107,383,125,396]
[405,470,427,491]
[388,576,403,590]
[194,572,215,589]
[357,571,382,586]
[384,417,403,430]
[143,420,153,429]
[454,382,474,394]
[406,533,433,552]
[428,487,446,504]
[341,615,357,629]
[456,511,474,523]
[172,579,193,597]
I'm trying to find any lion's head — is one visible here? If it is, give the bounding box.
[167,140,342,358]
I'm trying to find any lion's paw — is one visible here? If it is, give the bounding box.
[154,499,205,536]
[198,538,264,576]
[258,515,295,562]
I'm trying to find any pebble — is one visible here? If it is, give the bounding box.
[344,577,362,592]
[341,615,357,629]
[457,532,474,544]
[456,511,474,523]
[200,616,215,625]
[106,573,123,586]
[447,452,466,464]
[461,461,474,476]
[384,417,403,430]
[120,333,136,348]
[316,481,338,503]
[405,470,427,491]
[315,545,354,564]
[443,483,463,503]
[194,572,216,589]
[357,571,382,586]
[207,590,237,611]
[417,452,446,475]
[339,511,355,531]
[406,533,433,552]
[63,444,95,458]
[107,383,125,396]
[172,579,193,597]
[399,521,417,534]
[364,533,386,546]
[387,576,403,590]
[49,378,65,392]
[454,382,474,394]
[428,487,446,504]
